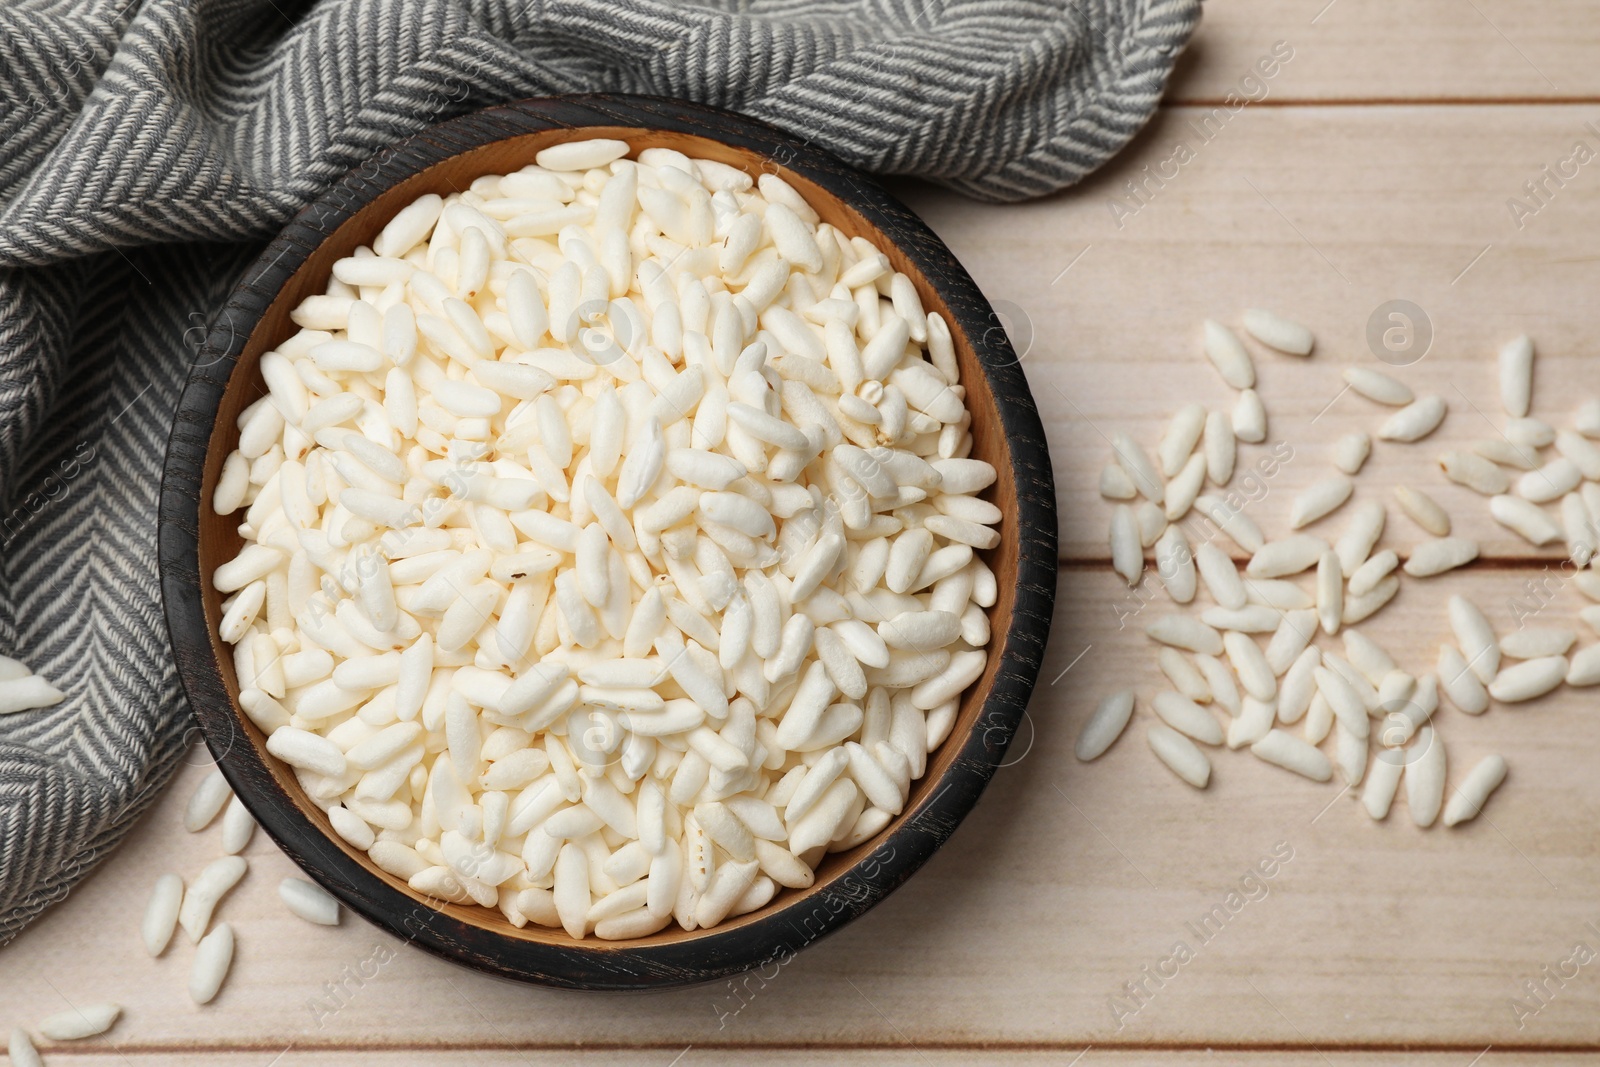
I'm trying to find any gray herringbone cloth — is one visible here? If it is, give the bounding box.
[0,0,1198,943]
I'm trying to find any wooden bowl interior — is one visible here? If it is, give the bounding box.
[198,127,1020,948]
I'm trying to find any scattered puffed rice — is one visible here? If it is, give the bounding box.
[1083,311,1600,835]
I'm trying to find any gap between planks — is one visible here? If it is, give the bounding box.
[1058,556,1585,569]
[24,1039,1600,1055]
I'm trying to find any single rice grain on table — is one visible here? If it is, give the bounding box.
[37,1004,121,1041]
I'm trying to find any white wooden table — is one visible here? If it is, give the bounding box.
[9,3,1600,1062]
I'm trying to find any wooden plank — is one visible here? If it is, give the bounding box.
[9,106,1600,1058]
[1168,0,1600,103]
[1042,566,1600,1047]
[6,566,1600,1050]
[900,105,1600,562]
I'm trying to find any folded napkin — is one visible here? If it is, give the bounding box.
[0,0,1199,942]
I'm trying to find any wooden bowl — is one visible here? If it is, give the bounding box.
[158,94,1056,989]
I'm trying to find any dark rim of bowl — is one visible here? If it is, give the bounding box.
[158,93,1057,990]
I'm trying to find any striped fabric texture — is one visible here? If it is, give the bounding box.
[0,0,1198,942]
